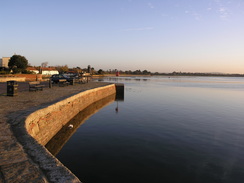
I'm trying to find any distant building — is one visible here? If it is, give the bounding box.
[26,67,59,75]
[26,67,39,74]
[41,67,59,75]
[0,57,10,68]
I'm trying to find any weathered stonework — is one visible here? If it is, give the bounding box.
[13,84,117,182]
[26,84,116,146]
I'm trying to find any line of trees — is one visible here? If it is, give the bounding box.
[2,54,244,77]
[0,55,94,75]
[95,69,244,77]
[98,69,151,75]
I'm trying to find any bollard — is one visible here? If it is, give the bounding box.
[49,79,52,88]
[71,78,75,85]
[115,83,124,101]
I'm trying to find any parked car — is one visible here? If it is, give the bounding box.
[50,74,73,84]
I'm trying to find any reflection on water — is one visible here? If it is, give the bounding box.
[54,76,244,183]
[45,94,116,155]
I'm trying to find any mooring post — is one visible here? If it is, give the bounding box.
[115,83,124,101]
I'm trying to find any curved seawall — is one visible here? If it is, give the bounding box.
[45,93,116,156]
[13,84,118,182]
[26,84,116,146]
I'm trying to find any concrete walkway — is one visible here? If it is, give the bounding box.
[0,81,110,183]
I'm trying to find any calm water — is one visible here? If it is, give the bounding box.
[47,76,244,183]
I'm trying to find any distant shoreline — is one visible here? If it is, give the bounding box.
[97,73,244,77]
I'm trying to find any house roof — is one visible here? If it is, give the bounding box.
[26,67,38,71]
[41,67,58,71]
[26,67,58,71]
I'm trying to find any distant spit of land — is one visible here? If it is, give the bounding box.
[102,72,244,77]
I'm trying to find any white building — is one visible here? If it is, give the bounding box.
[26,67,39,74]
[41,68,59,75]
[26,67,59,75]
[0,57,10,68]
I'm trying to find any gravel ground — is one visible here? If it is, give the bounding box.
[0,81,111,121]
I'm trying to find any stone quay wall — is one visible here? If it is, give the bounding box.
[0,74,43,82]
[14,84,117,182]
[25,84,116,146]
[0,77,26,82]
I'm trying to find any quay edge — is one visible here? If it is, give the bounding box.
[9,83,124,182]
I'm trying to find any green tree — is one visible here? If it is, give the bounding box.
[55,65,69,73]
[91,67,95,75]
[142,70,150,75]
[8,55,28,73]
[97,69,104,75]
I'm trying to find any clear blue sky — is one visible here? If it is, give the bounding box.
[1,0,244,73]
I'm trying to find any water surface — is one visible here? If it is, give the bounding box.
[49,76,244,183]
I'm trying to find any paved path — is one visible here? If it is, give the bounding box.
[0,81,110,182]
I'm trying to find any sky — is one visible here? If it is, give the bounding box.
[1,0,244,73]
